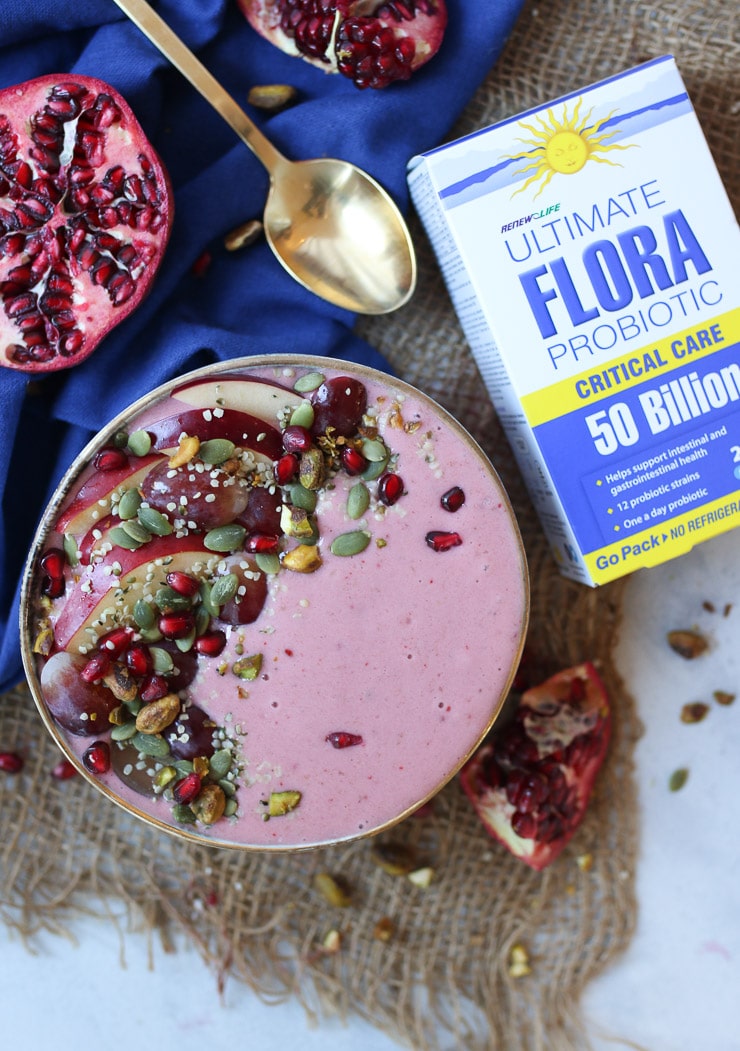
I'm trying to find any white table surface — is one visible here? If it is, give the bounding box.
[4,528,740,1050]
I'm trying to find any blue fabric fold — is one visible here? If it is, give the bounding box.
[0,0,523,691]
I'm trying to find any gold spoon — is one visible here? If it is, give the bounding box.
[112,0,417,314]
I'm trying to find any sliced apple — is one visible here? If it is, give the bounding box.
[53,534,216,654]
[146,406,284,462]
[171,375,305,428]
[55,454,162,536]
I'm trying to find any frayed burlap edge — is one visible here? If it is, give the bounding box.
[2,1,738,1048]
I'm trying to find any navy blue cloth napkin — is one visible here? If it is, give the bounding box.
[0,0,523,692]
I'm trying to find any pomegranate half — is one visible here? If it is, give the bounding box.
[460,663,611,871]
[239,0,448,90]
[0,74,173,373]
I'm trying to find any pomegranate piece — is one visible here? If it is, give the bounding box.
[239,0,448,90]
[83,740,111,775]
[0,752,24,773]
[441,485,465,512]
[326,731,363,749]
[460,663,611,871]
[0,75,173,373]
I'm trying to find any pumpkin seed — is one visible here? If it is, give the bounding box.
[669,767,689,791]
[132,731,171,758]
[133,598,155,629]
[112,428,129,449]
[121,519,152,544]
[110,721,138,742]
[294,371,325,393]
[224,797,238,817]
[346,482,370,520]
[210,572,239,606]
[209,749,233,780]
[127,429,152,456]
[117,488,142,520]
[361,438,388,462]
[155,585,191,612]
[199,580,220,617]
[290,401,315,428]
[361,457,388,481]
[331,530,371,557]
[137,505,173,536]
[175,630,196,653]
[108,525,144,551]
[173,759,194,775]
[63,533,79,567]
[149,646,175,675]
[199,438,236,465]
[247,82,299,112]
[287,483,317,512]
[255,552,281,575]
[138,625,163,643]
[218,777,237,797]
[204,523,247,552]
[172,803,197,825]
[195,605,211,636]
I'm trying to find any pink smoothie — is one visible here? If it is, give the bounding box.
[24,357,528,849]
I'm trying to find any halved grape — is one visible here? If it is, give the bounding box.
[39,650,119,736]
[140,460,250,529]
[311,376,367,437]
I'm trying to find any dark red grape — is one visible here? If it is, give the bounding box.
[166,704,218,760]
[311,376,367,437]
[216,559,268,625]
[39,651,119,736]
[236,485,282,535]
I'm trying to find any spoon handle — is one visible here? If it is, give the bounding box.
[111,0,285,175]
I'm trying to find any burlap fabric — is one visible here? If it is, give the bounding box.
[1,2,737,1047]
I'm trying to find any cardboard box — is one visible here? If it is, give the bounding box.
[408,56,740,585]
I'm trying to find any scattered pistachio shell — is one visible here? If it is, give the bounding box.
[32,627,54,656]
[313,872,352,908]
[223,218,263,252]
[713,690,736,706]
[117,487,143,520]
[290,401,315,428]
[667,629,708,659]
[331,530,371,557]
[173,803,197,825]
[371,841,416,876]
[299,446,325,490]
[669,767,689,792]
[247,82,299,111]
[232,653,263,680]
[294,371,325,393]
[127,429,152,456]
[508,943,532,978]
[373,917,395,942]
[169,434,200,468]
[282,544,322,573]
[281,504,315,539]
[137,505,173,536]
[268,789,302,816]
[407,867,434,889]
[153,765,177,790]
[680,701,709,724]
[346,481,370,520]
[204,523,247,552]
[210,572,239,606]
[102,664,139,703]
[135,693,181,734]
[199,438,236,465]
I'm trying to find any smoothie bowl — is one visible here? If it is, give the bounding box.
[20,356,529,850]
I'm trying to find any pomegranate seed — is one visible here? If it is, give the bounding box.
[191,250,211,276]
[40,547,66,580]
[425,530,463,552]
[274,453,299,485]
[140,674,170,701]
[93,447,128,471]
[341,446,367,475]
[42,575,65,599]
[51,758,78,781]
[166,570,200,597]
[282,425,313,453]
[98,626,133,657]
[0,751,24,773]
[82,741,110,775]
[378,471,404,506]
[325,732,363,749]
[125,644,153,676]
[158,611,195,639]
[80,650,112,682]
[245,533,280,555]
[194,630,227,657]
[173,772,202,805]
[441,486,465,512]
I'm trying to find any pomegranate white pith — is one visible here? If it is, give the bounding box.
[239,0,448,89]
[0,75,173,373]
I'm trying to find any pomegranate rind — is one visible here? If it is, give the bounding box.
[460,663,611,871]
[0,74,174,373]
[238,0,448,89]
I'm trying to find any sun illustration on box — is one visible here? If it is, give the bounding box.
[507,96,635,198]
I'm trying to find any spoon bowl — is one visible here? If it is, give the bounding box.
[113,0,417,314]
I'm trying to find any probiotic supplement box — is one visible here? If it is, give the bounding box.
[408,56,740,586]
